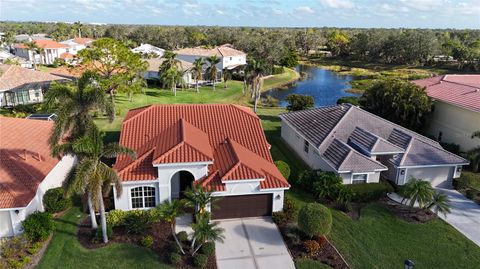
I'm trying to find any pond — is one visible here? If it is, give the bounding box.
[264,65,359,107]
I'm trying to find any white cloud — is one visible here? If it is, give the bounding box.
[319,0,355,9]
[295,6,315,14]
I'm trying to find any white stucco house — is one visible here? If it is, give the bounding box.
[0,117,75,238]
[0,64,66,107]
[14,39,70,65]
[413,75,480,152]
[280,104,469,187]
[175,44,247,77]
[132,44,165,58]
[60,37,94,55]
[113,104,290,219]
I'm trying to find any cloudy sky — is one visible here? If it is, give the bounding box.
[1,0,479,29]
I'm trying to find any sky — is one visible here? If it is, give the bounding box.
[1,0,479,29]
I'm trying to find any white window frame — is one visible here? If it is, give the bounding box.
[351,173,369,184]
[129,185,157,209]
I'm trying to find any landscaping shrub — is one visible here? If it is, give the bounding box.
[193,253,208,268]
[345,182,394,202]
[303,240,321,257]
[26,242,42,255]
[283,196,297,221]
[43,187,71,213]
[455,172,480,191]
[106,209,127,227]
[169,252,182,265]
[93,225,113,242]
[125,212,151,234]
[22,211,55,242]
[285,94,314,112]
[272,211,288,226]
[176,231,189,242]
[275,160,291,180]
[296,170,317,190]
[200,242,215,257]
[312,172,343,200]
[169,242,182,253]
[298,203,332,238]
[466,189,479,200]
[141,235,154,248]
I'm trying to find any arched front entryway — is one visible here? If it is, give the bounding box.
[171,170,195,199]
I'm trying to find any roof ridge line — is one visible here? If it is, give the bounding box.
[154,141,185,163]
[336,139,387,170]
[319,104,354,149]
[122,105,153,124]
[116,148,155,173]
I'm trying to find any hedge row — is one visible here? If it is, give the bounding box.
[345,181,394,202]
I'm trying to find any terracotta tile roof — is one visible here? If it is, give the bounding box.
[72,38,94,45]
[413,75,480,112]
[59,52,75,59]
[0,117,60,209]
[0,64,66,91]
[15,39,69,49]
[114,104,289,190]
[175,44,245,58]
[48,66,83,79]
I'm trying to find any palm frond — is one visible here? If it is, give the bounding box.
[103,143,137,159]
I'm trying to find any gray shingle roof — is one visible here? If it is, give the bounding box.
[323,139,387,173]
[281,104,469,172]
[348,127,404,155]
[279,104,349,147]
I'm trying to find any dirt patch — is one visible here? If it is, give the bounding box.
[279,225,349,269]
[381,198,436,223]
[77,217,217,269]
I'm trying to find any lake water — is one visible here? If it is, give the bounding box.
[264,65,358,107]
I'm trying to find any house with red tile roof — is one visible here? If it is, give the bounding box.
[113,104,289,219]
[14,39,70,65]
[413,75,480,151]
[0,64,66,107]
[0,117,75,238]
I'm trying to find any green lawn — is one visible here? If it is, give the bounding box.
[295,259,333,269]
[37,207,172,269]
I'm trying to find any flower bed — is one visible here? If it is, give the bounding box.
[77,217,217,269]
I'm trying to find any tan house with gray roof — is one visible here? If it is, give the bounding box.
[0,64,66,107]
[280,104,469,187]
[175,44,246,72]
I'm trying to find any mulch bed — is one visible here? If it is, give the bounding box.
[279,225,349,269]
[77,217,217,269]
[380,198,436,223]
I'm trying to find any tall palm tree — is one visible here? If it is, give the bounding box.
[467,131,480,172]
[206,55,220,91]
[246,59,265,113]
[46,71,114,229]
[70,126,136,243]
[222,68,231,89]
[190,213,225,256]
[159,51,180,74]
[402,178,434,209]
[184,185,220,214]
[192,58,204,93]
[157,200,186,254]
[45,71,114,149]
[427,192,451,217]
[24,41,39,69]
[74,21,83,38]
[161,67,182,96]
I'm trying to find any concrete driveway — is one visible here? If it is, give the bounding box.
[436,188,480,246]
[215,217,295,269]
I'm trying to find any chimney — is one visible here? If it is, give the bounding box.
[23,149,28,160]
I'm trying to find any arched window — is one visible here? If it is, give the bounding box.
[131,186,156,209]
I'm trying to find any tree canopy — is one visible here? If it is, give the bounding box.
[360,79,432,131]
[285,94,314,112]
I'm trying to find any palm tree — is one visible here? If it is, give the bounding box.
[159,51,180,74]
[402,178,434,209]
[24,41,39,69]
[223,68,231,89]
[45,71,114,149]
[70,126,136,243]
[467,131,480,172]
[161,67,182,96]
[190,213,225,256]
[184,185,220,214]
[427,192,451,217]
[74,21,83,38]
[245,59,265,113]
[206,55,220,91]
[192,58,204,93]
[157,200,186,254]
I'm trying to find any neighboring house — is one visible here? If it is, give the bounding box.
[15,34,50,43]
[0,64,66,107]
[113,104,289,220]
[0,50,32,68]
[0,117,75,238]
[60,37,94,55]
[132,43,165,57]
[175,44,246,73]
[413,75,480,152]
[14,39,69,65]
[144,58,194,85]
[280,104,469,187]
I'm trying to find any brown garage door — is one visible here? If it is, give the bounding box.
[212,194,273,220]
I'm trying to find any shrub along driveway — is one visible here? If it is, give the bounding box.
[436,187,480,246]
[215,217,295,269]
